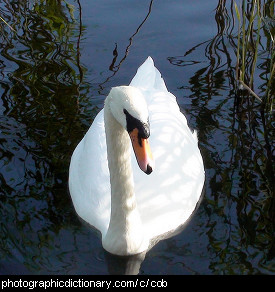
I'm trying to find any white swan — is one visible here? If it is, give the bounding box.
[69,57,205,256]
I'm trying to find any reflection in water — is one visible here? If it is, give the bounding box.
[99,0,154,91]
[0,0,274,274]
[104,251,146,275]
[168,0,274,274]
[0,0,88,274]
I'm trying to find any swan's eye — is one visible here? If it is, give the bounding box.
[123,109,150,139]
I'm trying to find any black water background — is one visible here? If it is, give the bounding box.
[0,0,274,274]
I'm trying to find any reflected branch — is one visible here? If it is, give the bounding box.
[109,0,154,72]
[98,0,154,92]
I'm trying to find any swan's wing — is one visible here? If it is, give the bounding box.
[129,57,204,239]
[129,57,168,92]
[69,110,111,235]
[132,92,204,239]
[130,57,205,238]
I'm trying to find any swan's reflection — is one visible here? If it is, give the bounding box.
[104,251,146,275]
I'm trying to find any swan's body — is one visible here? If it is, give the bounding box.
[69,57,205,255]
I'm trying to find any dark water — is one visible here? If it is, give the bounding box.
[0,0,274,275]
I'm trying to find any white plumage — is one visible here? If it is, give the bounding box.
[69,57,205,255]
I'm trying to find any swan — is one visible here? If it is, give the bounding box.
[69,57,205,256]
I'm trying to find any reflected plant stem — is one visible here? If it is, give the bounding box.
[71,0,84,115]
[239,80,262,102]
[0,15,15,32]
[109,0,154,71]
[233,0,273,105]
[98,0,154,92]
[76,0,83,87]
[67,0,84,136]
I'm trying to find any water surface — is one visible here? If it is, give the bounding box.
[0,0,274,274]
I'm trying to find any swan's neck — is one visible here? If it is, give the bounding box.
[102,102,148,255]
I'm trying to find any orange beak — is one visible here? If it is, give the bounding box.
[129,128,154,175]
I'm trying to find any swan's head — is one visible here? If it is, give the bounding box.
[106,86,154,175]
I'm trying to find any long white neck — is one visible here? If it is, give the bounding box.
[102,100,148,255]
